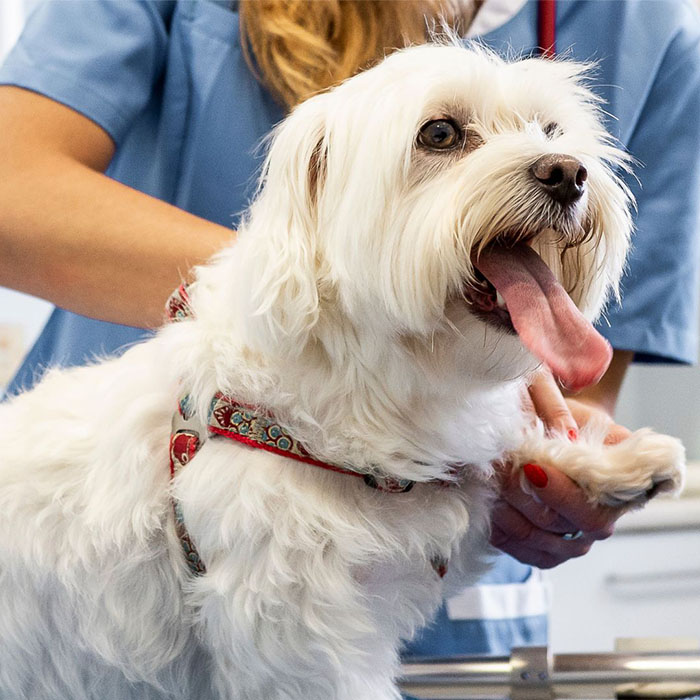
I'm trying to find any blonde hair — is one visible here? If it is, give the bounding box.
[239,0,467,108]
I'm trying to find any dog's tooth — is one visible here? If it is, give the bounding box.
[496,291,507,309]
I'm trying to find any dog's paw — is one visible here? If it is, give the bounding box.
[516,425,686,509]
[587,428,686,507]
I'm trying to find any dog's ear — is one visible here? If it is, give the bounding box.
[243,96,329,352]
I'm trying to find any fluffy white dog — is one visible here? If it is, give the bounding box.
[0,44,685,700]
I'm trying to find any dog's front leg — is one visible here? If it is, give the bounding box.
[192,548,404,700]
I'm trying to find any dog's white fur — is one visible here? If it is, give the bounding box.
[0,45,685,699]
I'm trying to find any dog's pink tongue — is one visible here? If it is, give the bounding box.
[474,244,611,392]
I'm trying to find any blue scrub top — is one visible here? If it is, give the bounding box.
[2,0,700,658]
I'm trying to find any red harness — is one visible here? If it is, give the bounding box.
[171,391,419,494]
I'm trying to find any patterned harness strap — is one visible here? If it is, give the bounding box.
[165,284,449,578]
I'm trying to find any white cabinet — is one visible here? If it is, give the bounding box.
[548,496,700,653]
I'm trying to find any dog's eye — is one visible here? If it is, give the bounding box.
[543,122,562,139]
[418,119,461,150]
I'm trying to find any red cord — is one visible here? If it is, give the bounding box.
[538,0,556,58]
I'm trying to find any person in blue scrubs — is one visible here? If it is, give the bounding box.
[1,0,699,660]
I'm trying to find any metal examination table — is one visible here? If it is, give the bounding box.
[400,646,700,699]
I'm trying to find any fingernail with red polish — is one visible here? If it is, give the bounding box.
[568,428,578,442]
[523,463,548,488]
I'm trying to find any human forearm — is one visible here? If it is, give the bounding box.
[0,154,232,328]
[0,87,233,328]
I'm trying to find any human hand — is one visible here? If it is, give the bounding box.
[489,369,631,568]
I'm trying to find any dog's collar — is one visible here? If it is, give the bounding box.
[165,284,449,578]
[169,394,442,578]
[171,392,417,494]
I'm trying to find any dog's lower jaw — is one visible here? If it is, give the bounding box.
[440,297,540,384]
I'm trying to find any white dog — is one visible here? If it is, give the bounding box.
[0,44,685,700]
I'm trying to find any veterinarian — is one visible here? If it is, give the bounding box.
[1,0,699,663]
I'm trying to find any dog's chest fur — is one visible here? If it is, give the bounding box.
[0,328,516,699]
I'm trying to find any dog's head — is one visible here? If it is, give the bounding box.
[241,44,632,392]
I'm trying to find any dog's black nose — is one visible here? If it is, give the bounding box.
[530,154,588,206]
